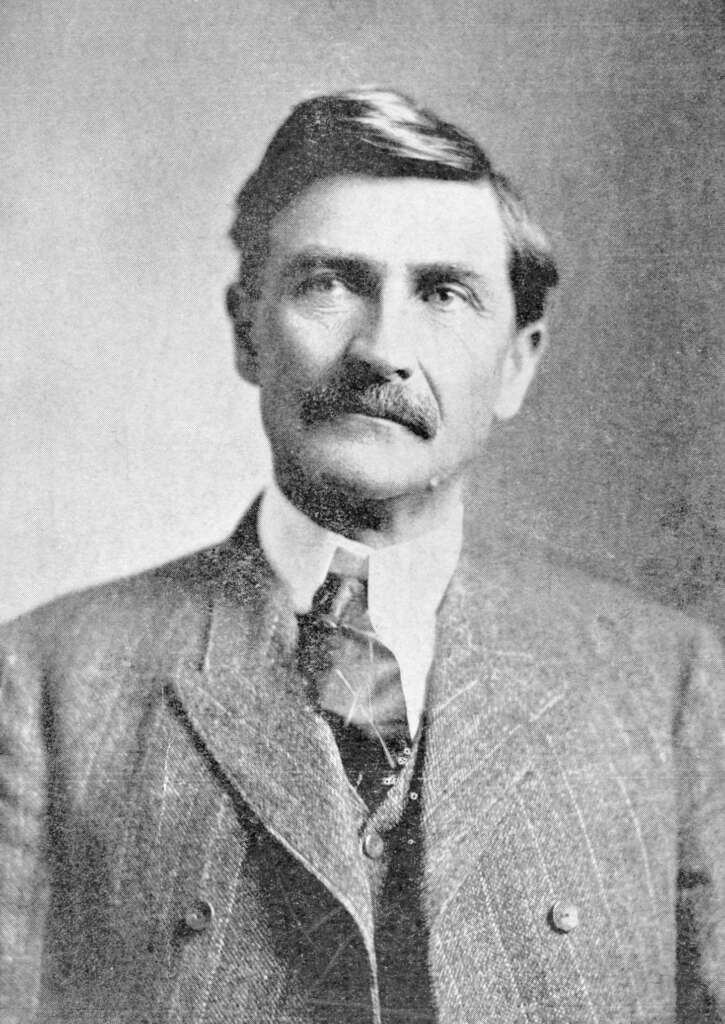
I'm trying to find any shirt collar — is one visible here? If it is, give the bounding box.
[257,479,463,624]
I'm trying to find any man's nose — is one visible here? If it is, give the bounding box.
[345,291,417,382]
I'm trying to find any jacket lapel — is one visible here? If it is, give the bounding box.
[420,554,566,928]
[171,509,375,955]
[168,512,568,985]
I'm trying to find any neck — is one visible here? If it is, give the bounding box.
[275,471,464,548]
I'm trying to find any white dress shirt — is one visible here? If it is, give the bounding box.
[257,482,463,739]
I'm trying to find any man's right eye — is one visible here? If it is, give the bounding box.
[294,273,348,297]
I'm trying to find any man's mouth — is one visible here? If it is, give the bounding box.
[301,383,439,440]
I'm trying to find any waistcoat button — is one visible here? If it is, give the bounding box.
[550,901,579,933]
[362,831,385,859]
[184,899,214,932]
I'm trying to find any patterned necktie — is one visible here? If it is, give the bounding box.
[297,569,412,806]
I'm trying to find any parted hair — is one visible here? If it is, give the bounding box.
[228,88,559,328]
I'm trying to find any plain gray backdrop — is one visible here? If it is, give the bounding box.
[1,0,723,625]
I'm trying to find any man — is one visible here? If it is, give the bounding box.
[1,89,723,1024]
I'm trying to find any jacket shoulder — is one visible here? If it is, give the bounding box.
[458,542,719,670]
[0,533,260,680]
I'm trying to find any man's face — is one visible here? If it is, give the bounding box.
[236,175,544,503]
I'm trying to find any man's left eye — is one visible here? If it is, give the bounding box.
[423,284,470,308]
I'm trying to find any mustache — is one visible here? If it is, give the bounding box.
[300,379,439,440]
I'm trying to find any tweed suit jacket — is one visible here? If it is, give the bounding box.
[1,505,725,1024]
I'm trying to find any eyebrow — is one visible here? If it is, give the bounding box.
[413,261,490,287]
[276,248,494,293]
[277,251,379,281]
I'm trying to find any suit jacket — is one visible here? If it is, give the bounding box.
[1,505,724,1024]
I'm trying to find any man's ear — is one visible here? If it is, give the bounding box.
[226,283,260,385]
[493,319,548,421]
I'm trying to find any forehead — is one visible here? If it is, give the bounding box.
[266,175,510,283]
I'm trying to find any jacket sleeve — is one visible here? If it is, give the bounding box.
[0,628,48,1024]
[676,622,725,1023]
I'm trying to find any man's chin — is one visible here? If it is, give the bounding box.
[321,465,425,502]
[287,447,433,504]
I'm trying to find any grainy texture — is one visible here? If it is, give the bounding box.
[2,506,724,1022]
[1,0,723,628]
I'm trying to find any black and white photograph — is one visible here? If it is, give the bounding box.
[1,2,723,1021]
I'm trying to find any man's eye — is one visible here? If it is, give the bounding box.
[295,274,349,298]
[423,283,471,309]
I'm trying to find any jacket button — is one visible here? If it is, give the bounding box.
[184,899,214,932]
[362,831,385,859]
[551,901,579,933]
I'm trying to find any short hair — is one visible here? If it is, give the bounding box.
[229,88,558,328]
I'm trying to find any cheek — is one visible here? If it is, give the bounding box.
[434,347,503,421]
[260,307,346,388]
